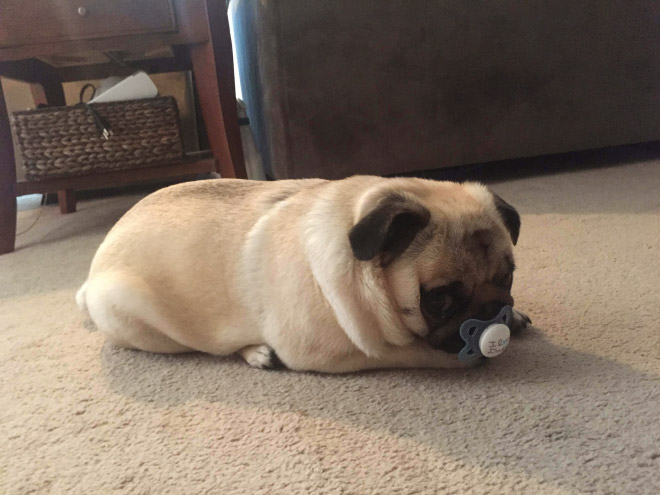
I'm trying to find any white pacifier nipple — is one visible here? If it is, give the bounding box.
[478,323,511,358]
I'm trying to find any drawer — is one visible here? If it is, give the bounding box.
[0,0,177,48]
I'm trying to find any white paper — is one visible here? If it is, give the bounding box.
[90,71,158,103]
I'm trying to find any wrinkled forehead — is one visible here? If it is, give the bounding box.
[416,181,483,211]
[415,213,513,288]
[397,180,514,286]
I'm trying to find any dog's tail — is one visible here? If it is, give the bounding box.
[76,281,89,315]
[76,281,98,332]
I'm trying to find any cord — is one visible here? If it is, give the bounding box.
[16,194,46,236]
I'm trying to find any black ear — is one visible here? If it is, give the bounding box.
[492,192,521,245]
[349,193,431,265]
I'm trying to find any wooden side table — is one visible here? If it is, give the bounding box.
[0,0,246,254]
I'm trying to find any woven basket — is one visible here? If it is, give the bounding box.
[12,97,184,181]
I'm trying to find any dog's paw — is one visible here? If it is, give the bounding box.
[510,308,532,335]
[239,345,285,370]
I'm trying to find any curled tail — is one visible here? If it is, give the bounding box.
[76,281,89,315]
[76,280,99,332]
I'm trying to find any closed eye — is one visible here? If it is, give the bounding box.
[420,281,467,319]
[495,271,513,290]
[428,292,453,313]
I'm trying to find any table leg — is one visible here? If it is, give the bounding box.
[0,80,17,254]
[190,0,246,179]
[57,189,76,214]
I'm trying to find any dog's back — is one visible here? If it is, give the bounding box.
[77,178,327,354]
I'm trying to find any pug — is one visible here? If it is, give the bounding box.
[76,176,530,373]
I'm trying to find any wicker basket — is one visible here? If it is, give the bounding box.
[12,97,184,181]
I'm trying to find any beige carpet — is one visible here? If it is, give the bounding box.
[2,157,659,495]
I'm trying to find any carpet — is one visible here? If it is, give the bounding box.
[1,157,659,494]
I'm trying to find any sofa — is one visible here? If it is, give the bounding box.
[230,0,660,179]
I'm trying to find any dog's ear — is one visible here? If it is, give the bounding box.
[491,192,521,245]
[349,192,430,265]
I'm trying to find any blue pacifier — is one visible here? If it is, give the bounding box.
[458,306,513,361]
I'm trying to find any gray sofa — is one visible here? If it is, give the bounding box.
[230,0,660,179]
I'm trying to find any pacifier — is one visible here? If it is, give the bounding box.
[458,306,513,361]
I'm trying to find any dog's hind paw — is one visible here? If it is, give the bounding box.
[239,345,286,370]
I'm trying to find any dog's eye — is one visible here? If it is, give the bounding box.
[426,290,454,314]
[421,282,467,320]
[498,272,513,290]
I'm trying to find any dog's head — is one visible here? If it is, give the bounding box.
[348,178,524,354]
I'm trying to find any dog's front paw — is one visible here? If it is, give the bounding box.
[510,308,532,334]
[239,345,286,370]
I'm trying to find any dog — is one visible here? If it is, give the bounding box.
[76,176,530,373]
